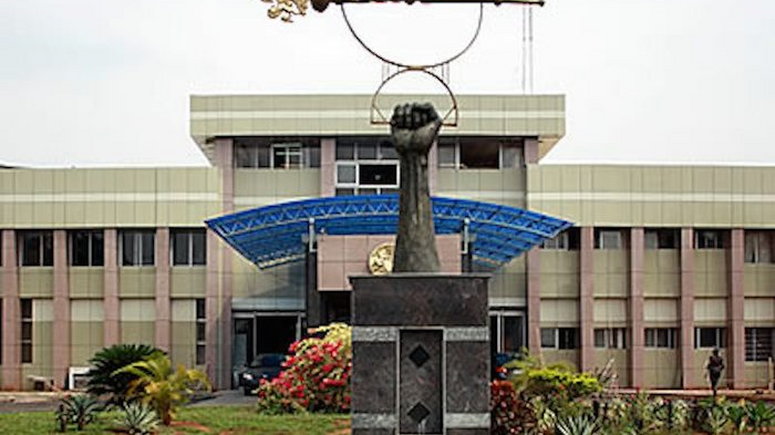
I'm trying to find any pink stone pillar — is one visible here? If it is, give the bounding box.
[208,138,234,389]
[1,230,21,390]
[629,228,645,388]
[526,247,542,355]
[524,138,540,165]
[320,138,336,197]
[728,229,745,389]
[680,228,695,388]
[52,230,71,388]
[154,227,171,352]
[103,229,120,346]
[579,227,595,372]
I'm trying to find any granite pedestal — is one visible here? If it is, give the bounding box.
[350,274,490,435]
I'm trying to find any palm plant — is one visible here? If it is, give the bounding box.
[703,402,729,435]
[115,354,211,425]
[727,402,748,435]
[554,414,598,435]
[87,344,163,405]
[114,402,160,435]
[745,401,775,433]
[55,394,103,431]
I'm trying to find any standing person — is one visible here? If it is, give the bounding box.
[706,348,725,398]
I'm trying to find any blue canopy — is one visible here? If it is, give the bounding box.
[206,195,572,269]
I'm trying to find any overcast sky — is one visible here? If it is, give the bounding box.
[1,0,773,167]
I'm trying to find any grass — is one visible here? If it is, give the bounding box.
[0,406,350,435]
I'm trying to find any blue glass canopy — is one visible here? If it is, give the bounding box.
[206,195,572,270]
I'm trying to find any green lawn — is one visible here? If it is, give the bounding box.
[0,406,350,435]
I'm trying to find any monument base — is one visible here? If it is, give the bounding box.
[350,274,490,435]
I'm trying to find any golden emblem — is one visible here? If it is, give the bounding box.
[262,0,309,22]
[368,243,395,275]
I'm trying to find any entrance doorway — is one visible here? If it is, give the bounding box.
[490,311,525,355]
[232,312,302,386]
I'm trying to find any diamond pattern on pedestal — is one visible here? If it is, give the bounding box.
[407,402,430,423]
[408,345,430,368]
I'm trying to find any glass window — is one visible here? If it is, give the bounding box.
[21,299,32,363]
[70,230,104,266]
[336,143,355,160]
[540,328,556,348]
[695,230,726,249]
[595,229,625,250]
[594,328,627,349]
[541,328,578,349]
[304,145,321,168]
[379,140,398,160]
[19,231,53,267]
[172,229,206,266]
[272,144,302,169]
[120,230,155,266]
[645,229,680,249]
[460,142,499,169]
[745,328,774,362]
[745,231,774,263]
[645,328,678,348]
[542,229,579,250]
[695,327,726,349]
[438,143,457,168]
[359,164,398,186]
[196,299,206,365]
[501,143,522,168]
[336,165,357,184]
[358,143,377,160]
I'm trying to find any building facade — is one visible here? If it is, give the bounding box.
[0,94,773,390]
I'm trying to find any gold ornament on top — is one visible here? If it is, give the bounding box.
[262,0,309,22]
[367,243,395,275]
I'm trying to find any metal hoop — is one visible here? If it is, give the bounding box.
[370,68,459,127]
[339,3,484,69]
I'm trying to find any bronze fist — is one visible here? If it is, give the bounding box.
[390,103,442,156]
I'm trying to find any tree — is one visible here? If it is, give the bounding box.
[87,344,163,405]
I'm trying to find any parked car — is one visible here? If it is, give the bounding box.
[238,353,285,395]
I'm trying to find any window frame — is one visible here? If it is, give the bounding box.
[745,327,774,362]
[645,228,680,250]
[119,230,156,267]
[334,139,400,195]
[437,139,524,170]
[594,327,627,349]
[196,299,206,365]
[540,327,579,350]
[171,229,206,267]
[69,230,104,267]
[695,327,727,349]
[18,231,53,267]
[21,298,33,364]
[695,229,727,249]
[745,231,774,264]
[271,143,304,169]
[595,229,625,250]
[644,328,678,349]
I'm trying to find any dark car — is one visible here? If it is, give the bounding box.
[238,353,285,395]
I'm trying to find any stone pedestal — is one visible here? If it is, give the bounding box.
[350,274,490,435]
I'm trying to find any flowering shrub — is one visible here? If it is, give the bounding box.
[256,323,351,414]
[490,380,536,435]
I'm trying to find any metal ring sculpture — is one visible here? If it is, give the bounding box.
[340,3,485,126]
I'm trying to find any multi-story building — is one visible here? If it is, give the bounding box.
[1,94,773,391]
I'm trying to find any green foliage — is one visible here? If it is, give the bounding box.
[256,323,351,415]
[554,414,599,435]
[744,400,775,432]
[114,402,159,435]
[726,401,748,435]
[115,353,211,425]
[651,398,689,432]
[55,394,103,431]
[86,344,163,405]
[523,367,602,401]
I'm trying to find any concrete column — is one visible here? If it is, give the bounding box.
[579,227,595,372]
[526,247,541,355]
[629,228,645,388]
[103,229,120,346]
[209,138,234,390]
[52,230,71,388]
[728,229,745,388]
[524,138,540,165]
[1,230,21,390]
[320,138,336,197]
[154,228,171,352]
[680,228,695,388]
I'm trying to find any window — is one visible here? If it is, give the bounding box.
[69,230,104,266]
[490,312,524,354]
[18,231,53,266]
[21,299,32,363]
[172,229,206,266]
[120,230,155,266]
[745,328,774,362]
[540,328,579,349]
[335,138,399,195]
[594,328,627,349]
[645,229,680,249]
[745,231,774,263]
[595,229,626,250]
[272,143,303,169]
[235,142,319,168]
[438,138,523,170]
[542,229,579,250]
[196,299,206,365]
[645,328,678,348]
[695,230,727,249]
[695,327,726,349]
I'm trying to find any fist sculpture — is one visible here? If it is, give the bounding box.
[390,102,441,273]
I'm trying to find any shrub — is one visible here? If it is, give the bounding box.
[554,414,599,435]
[55,394,103,432]
[256,323,351,414]
[522,367,602,401]
[114,402,160,435]
[745,400,775,432]
[87,344,164,405]
[490,380,535,435]
[115,354,211,425]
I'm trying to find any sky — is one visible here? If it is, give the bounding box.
[0,0,773,167]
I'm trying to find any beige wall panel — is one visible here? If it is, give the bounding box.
[172,299,196,322]
[71,321,104,366]
[119,268,157,298]
[744,362,771,389]
[694,298,727,323]
[489,270,526,301]
[743,298,775,323]
[643,350,680,388]
[69,268,104,299]
[594,350,629,386]
[692,350,728,389]
[594,299,628,324]
[171,321,196,368]
[644,298,679,323]
[540,299,579,325]
[170,268,207,298]
[694,250,728,297]
[644,251,680,297]
[754,265,775,297]
[71,300,104,321]
[541,350,578,370]
[120,299,156,322]
[25,299,55,384]
[120,322,155,346]
[19,268,54,298]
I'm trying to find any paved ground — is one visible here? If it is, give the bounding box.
[190,389,256,407]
